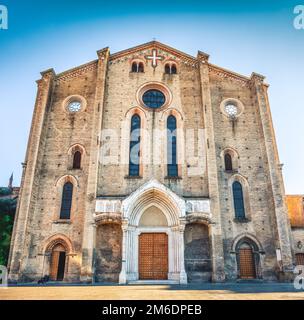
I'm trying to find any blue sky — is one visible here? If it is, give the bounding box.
[0,0,303,193]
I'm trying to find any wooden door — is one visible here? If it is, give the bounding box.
[239,248,256,279]
[49,244,66,281]
[296,253,304,266]
[139,233,168,280]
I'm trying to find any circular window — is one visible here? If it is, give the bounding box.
[220,98,244,119]
[136,82,172,111]
[68,101,82,113]
[224,103,238,118]
[142,89,166,109]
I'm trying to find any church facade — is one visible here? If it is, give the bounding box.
[8,42,298,284]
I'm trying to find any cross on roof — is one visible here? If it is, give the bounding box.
[145,49,164,68]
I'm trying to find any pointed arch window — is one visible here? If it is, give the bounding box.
[73,151,82,169]
[224,153,233,171]
[129,114,141,176]
[167,115,178,177]
[232,181,246,220]
[60,182,73,219]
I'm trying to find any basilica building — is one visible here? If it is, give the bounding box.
[8,41,300,284]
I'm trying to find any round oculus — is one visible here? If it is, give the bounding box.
[142,89,166,109]
[68,101,82,112]
[224,103,238,117]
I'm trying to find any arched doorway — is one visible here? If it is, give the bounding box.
[237,242,257,279]
[49,243,66,281]
[119,179,188,284]
[184,223,211,282]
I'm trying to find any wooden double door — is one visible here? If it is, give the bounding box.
[139,233,168,280]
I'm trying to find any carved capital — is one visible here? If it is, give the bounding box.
[121,219,129,231]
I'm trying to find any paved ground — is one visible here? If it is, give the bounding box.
[1,283,304,300]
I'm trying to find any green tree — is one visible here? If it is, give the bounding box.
[0,187,17,266]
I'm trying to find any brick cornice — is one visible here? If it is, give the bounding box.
[109,41,198,66]
[55,60,98,83]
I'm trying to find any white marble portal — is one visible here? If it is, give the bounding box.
[95,179,212,284]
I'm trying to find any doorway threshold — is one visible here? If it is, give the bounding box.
[128,280,180,285]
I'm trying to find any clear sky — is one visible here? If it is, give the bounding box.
[0,0,303,193]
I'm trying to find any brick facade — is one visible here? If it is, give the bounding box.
[8,42,296,283]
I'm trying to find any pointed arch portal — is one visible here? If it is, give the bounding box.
[119,179,187,284]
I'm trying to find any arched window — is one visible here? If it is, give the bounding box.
[131,62,138,72]
[164,63,177,74]
[171,64,177,74]
[165,64,171,74]
[232,181,246,220]
[72,151,81,169]
[129,114,141,176]
[60,182,73,219]
[167,115,178,177]
[131,61,144,73]
[138,62,144,73]
[224,153,233,171]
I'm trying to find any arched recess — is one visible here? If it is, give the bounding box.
[95,223,122,283]
[139,205,168,227]
[43,234,74,281]
[53,175,79,221]
[221,147,239,172]
[184,222,212,282]
[161,109,185,178]
[231,233,264,253]
[68,144,86,170]
[228,174,251,221]
[122,180,185,226]
[232,235,263,279]
[44,234,74,254]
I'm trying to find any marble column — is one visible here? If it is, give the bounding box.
[119,219,129,284]
[179,220,188,284]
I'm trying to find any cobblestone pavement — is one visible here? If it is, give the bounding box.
[1,283,304,300]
